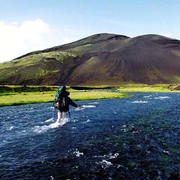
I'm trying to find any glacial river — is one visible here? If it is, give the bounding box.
[0,93,179,179]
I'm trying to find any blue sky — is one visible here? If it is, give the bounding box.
[0,0,180,62]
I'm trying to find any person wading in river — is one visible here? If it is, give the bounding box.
[54,86,80,122]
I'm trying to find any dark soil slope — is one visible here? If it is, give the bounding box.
[0,33,180,85]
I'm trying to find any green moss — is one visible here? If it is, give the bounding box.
[0,50,80,85]
[118,84,179,92]
[0,83,179,106]
[0,86,128,106]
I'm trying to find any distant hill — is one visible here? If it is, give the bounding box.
[0,33,180,86]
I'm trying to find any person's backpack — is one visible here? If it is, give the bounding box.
[54,86,66,109]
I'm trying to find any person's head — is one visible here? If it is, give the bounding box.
[58,85,66,93]
[60,86,66,92]
[58,86,70,96]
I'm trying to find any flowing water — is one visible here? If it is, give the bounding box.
[0,93,179,179]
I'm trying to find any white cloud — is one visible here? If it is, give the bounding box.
[0,19,52,63]
[0,18,106,63]
[0,19,85,63]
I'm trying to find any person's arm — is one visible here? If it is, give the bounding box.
[68,97,78,108]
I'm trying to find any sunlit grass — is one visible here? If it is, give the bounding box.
[70,91,128,100]
[118,84,179,92]
[0,92,55,106]
[0,89,127,106]
[0,84,179,107]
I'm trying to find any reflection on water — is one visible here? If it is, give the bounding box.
[0,93,179,179]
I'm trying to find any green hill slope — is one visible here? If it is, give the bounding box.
[0,33,180,85]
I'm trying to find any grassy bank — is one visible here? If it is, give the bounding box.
[0,84,179,107]
[0,86,128,107]
[118,84,180,92]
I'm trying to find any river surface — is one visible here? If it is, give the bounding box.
[0,93,179,179]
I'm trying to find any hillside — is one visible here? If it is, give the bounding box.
[0,33,180,85]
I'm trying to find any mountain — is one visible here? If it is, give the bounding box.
[0,33,180,86]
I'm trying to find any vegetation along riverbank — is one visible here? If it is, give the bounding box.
[0,85,126,106]
[0,84,179,107]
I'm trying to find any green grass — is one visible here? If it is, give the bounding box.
[0,86,128,106]
[0,84,179,107]
[0,51,77,69]
[0,51,78,84]
[118,84,180,92]
[71,91,128,101]
[0,91,55,106]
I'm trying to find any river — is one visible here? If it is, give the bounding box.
[0,92,179,179]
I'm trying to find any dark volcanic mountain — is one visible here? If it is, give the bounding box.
[0,33,180,85]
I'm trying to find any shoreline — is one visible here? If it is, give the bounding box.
[0,84,179,107]
[0,90,128,107]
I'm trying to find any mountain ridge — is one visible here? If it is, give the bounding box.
[0,33,180,85]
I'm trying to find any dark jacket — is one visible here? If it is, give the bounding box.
[57,91,78,112]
